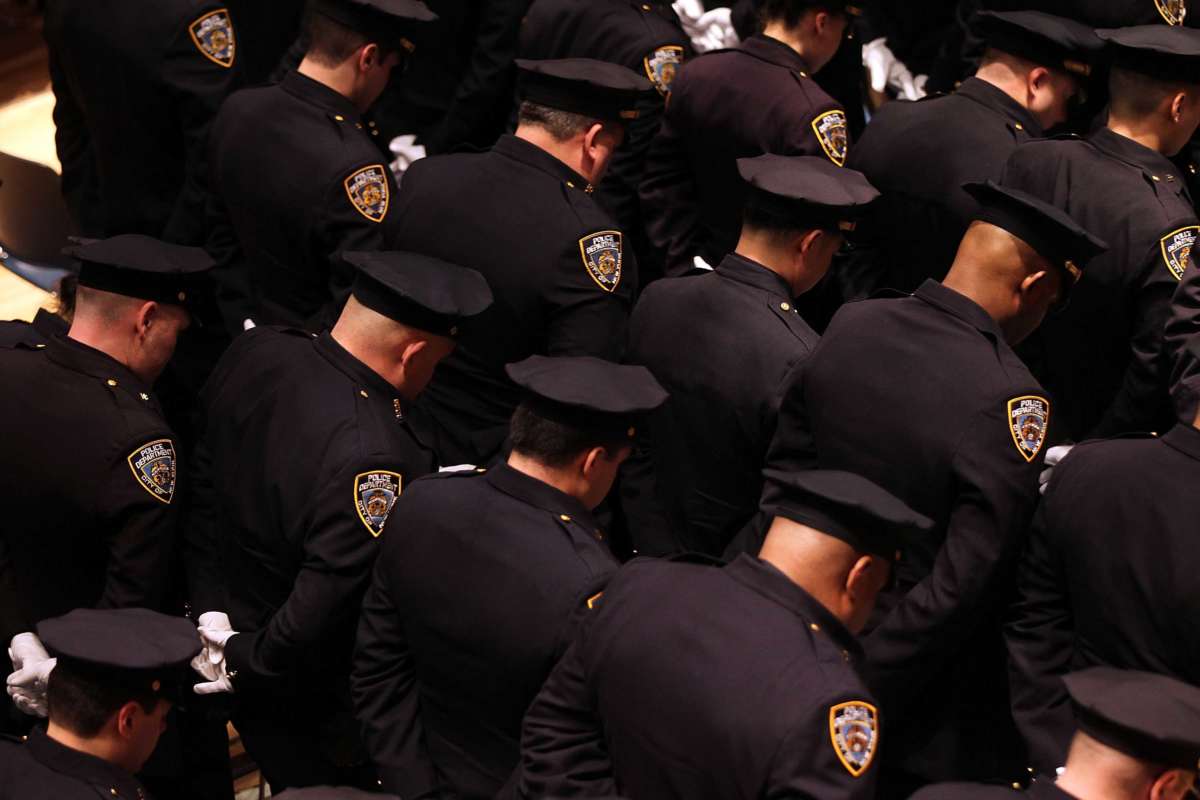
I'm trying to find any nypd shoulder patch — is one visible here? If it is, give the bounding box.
[811,110,848,167]
[829,701,878,777]
[579,231,623,293]
[1008,396,1050,463]
[1156,0,1187,25]
[354,470,402,538]
[127,439,177,505]
[644,46,684,96]
[189,8,236,68]
[344,165,390,223]
[1160,226,1199,281]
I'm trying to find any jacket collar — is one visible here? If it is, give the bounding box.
[724,554,863,658]
[485,462,599,528]
[1162,424,1200,462]
[314,331,408,414]
[45,335,156,400]
[27,728,147,799]
[738,34,812,75]
[280,70,361,122]
[955,77,1043,137]
[717,253,794,298]
[493,134,591,189]
[913,280,1006,342]
[1088,127,1182,188]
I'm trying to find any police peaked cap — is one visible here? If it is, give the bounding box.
[65,234,215,308]
[313,0,435,47]
[738,154,880,231]
[1097,25,1200,84]
[971,11,1103,78]
[516,59,652,122]
[760,469,932,559]
[343,251,492,338]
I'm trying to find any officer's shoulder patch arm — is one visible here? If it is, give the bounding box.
[828,699,879,777]
[1005,395,1051,463]
[187,7,236,68]
[1158,223,1200,282]
[353,469,404,538]
[644,45,685,96]
[810,108,849,167]
[126,437,178,504]
[342,163,392,224]
[578,230,625,293]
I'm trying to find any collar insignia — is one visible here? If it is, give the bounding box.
[812,110,849,167]
[344,165,390,223]
[830,701,878,777]
[1161,226,1199,281]
[354,471,402,538]
[127,439,177,505]
[579,231,623,293]
[189,9,236,68]
[1008,396,1050,463]
[644,46,684,96]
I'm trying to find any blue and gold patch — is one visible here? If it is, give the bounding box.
[1156,0,1187,25]
[354,471,402,538]
[1161,226,1198,281]
[1008,396,1050,463]
[579,231,623,293]
[644,46,684,96]
[189,9,236,68]
[127,439,177,505]
[829,701,878,777]
[812,110,849,167]
[344,165,390,223]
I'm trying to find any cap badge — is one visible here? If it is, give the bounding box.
[344,165,390,223]
[127,439,177,504]
[644,46,684,96]
[188,9,236,68]
[1155,0,1187,25]
[829,701,878,777]
[1160,226,1198,282]
[354,470,402,538]
[579,230,623,293]
[811,110,848,167]
[1007,396,1050,463]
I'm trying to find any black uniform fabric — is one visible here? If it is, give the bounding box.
[396,134,636,466]
[1001,130,1199,441]
[911,779,1073,800]
[512,554,879,800]
[205,70,402,334]
[844,78,1043,298]
[43,0,239,243]
[1005,425,1200,773]
[639,34,848,277]
[225,0,306,85]
[0,728,151,800]
[1166,256,1200,420]
[622,253,819,556]
[760,280,1047,785]
[518,0,692,270]
[0,335,178,647]
[0,309,68,348]
[187,327,436,789]
[352,465,618,800]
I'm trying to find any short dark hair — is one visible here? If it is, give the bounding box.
[517,101,599,142]
[304,8,397,67]
[757,0,843,29]
[1109,67,1188,120]
[509,403,630,468]
[741,195,820,243]
[47,661,160,738]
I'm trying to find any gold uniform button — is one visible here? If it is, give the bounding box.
[560,514,571,522]
[1152,175,1161,182]
[334,114,345,122]
[35,343,45,349]
[110,790,119,797]
[1014,123,1024,131]
[359,390,369,398]
[780,302,791,312]
[809,623,820,632]
[106,379,118,387]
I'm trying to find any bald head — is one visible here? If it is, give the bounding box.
[1057,731,1196,800]
[331,295,456,399]
[66,285,191,384]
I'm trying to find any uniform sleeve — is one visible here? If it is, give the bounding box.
[544,229,634,359]
[764,697,879,800]
[763,361,820,475]
[1164,251,1200,423]
[0,530,28,644]
[182,436,226,616]
[639,86,706,278]
[47,46,98,234]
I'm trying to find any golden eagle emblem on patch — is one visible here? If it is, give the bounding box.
[644,46,684,96]
[127,439,177,505]
[812,110,848,167]
[830,701,878,777]
[354,471,402,538]
[1160,226,1199,281]
[344,165,390,223]
[579,231,623,293]
[1156,0,1187,25]
[1008,396,1050,463]
[189,9,236,68]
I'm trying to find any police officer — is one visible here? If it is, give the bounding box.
[185,252,491,791]
[622,154,878,557]
[205,0,434,334]
[756,180,1106,793]
[352,356,666,799]
[1000,25,1200,441]
[0,608,202,800]
[0,307,70,348]
[639,0,854,277]
[43,0,239,243]
[912,668,1200,800]
[1005,406,1200,772]
[845,11,1100,299]
[508,470,932,800]
[396,58,651,467]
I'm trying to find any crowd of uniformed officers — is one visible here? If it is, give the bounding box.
[4,0,1200,798]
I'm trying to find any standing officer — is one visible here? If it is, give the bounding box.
[352,356,666,800]
[639,0,854,278]
[623,154,878,557]
[396,58,651,467]
[757,181,1106,793]
[508,470,932,800]
[185,252,491,792]
[43,0,239,243]
[1005,406,1200,773]
[912,669,1200,800]
[0,608,202,800]
[844,11,1100,299]
[205,0,434,334]
[999,26,1200,441]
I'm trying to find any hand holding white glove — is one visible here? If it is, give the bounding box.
[1038,444,1075,495]
[863,38,925,101]
[192,619,238,696]
[389,134,427,178]
[673,0,737,52]
[7,633,56,718]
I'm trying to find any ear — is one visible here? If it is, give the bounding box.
[811,10,830,35]
[357,42,380,72]
[797,228,825,257]
[115,701,140,740]
[844,554,880,599]
[134,301,159,340]
[580,445,608,478]
[1018,269,1051,299]
[1171,91,1188,124]
[583,121,606,154]
[1149,768,1192,800]
[1027,66,1051,95]
[398,337,429,370]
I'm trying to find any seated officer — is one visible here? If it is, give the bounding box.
[352,355,667,800]
[509,470,932,800]
[0,607,201,800]
[912,668,1200,800]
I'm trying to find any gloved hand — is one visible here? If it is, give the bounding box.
[7,632,56,718]
[1038,444,1075,495]
[192,621,238,696]
[673,0,738,52]
[863,38,925,101]
[389,134,427,178]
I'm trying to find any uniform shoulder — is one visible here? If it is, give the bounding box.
[910,782,1019,799]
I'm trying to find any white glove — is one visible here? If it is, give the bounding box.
[192,623,238,696]
[389,134,427,178]
[693,255,714,272]
[862,38,925,101]
[7,633,56,718]
[673,1,738,52]
[1038,444,1075,495]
